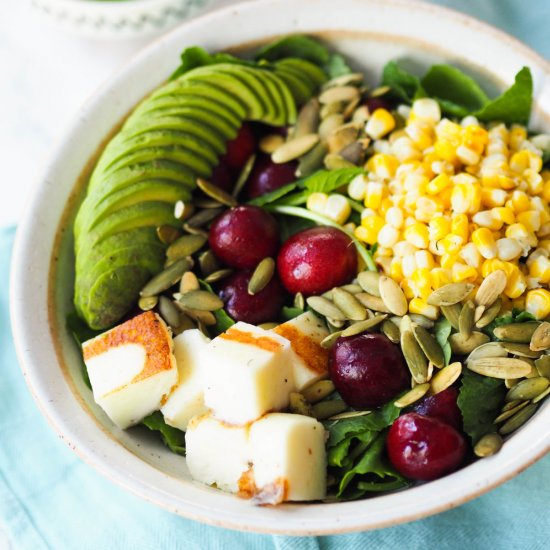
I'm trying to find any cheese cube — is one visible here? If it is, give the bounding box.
[203,322,294,425]
[272,312,329,390]
[185,413,249,493]
[248,413,326,502]
[161,329,210,430]
[82,312,177,429]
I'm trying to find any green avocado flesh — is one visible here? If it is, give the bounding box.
[74,60,326,329]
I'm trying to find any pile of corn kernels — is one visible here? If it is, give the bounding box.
[310,98,550,320]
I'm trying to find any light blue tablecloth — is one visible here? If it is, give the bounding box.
[3,1,550,548]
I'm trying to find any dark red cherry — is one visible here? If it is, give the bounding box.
[221,123,256,171]
[329,333,410,409]
[218,270,286,324]
[209,205,279,269]
[245,154,297,199]
[210,161,234,193]
[277,226,357,295]
[364,97,394,113]
[413,387,462,431]
[387,413,467,481]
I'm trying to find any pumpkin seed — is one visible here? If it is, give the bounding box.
[474,434,503,458]
[467,357,533,379]
[382,319,401,343]
[379,275,408,316]
[319,113,345,139]
[182,224,209,238]
[355,292,391,313]
[474,305,486,323]
[502,342,541,358]
[156,224,182,245]
[259,134,285,154]
[296,141,328,177]
[312,399,348,420]
[499,403,538,435]
[341,284,363,294]
[272,134,319,164]
[441,303,462,330]
[294,292,305,311]
[357,271,382,296]
[342,97,362,120]
[409,314,434,329]
[324,153,355,170]
[327,126,358,154]
[293,98,320,138]
[427,282,474,306]
[401,330,429,384]
[138,295,158,311]
[140,257,191,297]
[466,342,507,364]
[179,307,216,326]
[449,331,490,355]
[320,331,343,349]
[430,362,462,394]
[532,385,550,404]
[174,200,194,221]
[329,410,372,420]
[341,315,387,337]
[158,296,181,328]
[535,355,550,378]
[320,101,345,119]
[394,383,430,408]
[193,198,223,209]
[505,377,549,402]
[322,72,364,89]
[332,288,367,321]
[302,380,336,403]
[524,360,538,377]
[505,378,519,389]
[179,271,200,293]
[172,312,196,335]
[307,296,346,321]
[458,301,475,339]
[166,234,207,261]
[475,270,507,307]
[232,153,256,198]
[475,298,502,328]
[494,401,530,423]
[413,324,445,368]
[204,268,233,284]
[327,318,345,329]
[319,85,360,105]
[352,105,370,125]
[369,85,391,98]
[502,399,522,412]
[177,290,224,311]
[247,257,275,295]
[197,177,238,207]
[493,322,540,343]
[399,314,413,334]
[289,392,313,416]
[529,321,550,351]
[258,322,279,330]
[198,250,220,277]
[186,207,224,228]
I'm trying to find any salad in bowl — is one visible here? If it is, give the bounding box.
[69,33,550,506]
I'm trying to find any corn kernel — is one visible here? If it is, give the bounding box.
[543,180,550,203]
[426,173,452,195]
[431,268,451,289]
[324,194,352,225]
[357,215,385,245]
[411,268,433,299]
[496,238,523,261]
[517,210,541,232]
[462,125,488,155]
[524,169,544,195]
[529,255,550,284]
[509,126,528,150]
[347,174,368,201]
[437,234,464,255]
[404,222,429,249]
[451,182,481,214]
[377,224,400,248]
[452,262,478,283]
[409,298,439,320]
[472,210,503,230]
[411,98,441,124]
[451,214,469,240]
[366,153,400,179]
[441,253,460,270]
[306,192,328,215]
[402,254,418,278]
[391,136,422,162]
[394,240,418,257]
[385,206,404,229]
[389,258,404,282]
[405,121,435,150]
[510,190,531,212]
[504,268,527,299]
[415,250,435,270]
[510,150,543,173]
[434,140,457,162]
[525,289,550,319]
[436,119,461,141]
[481,259,510,278]
[460,242,482,269]
[366,109,396,139]
[400,278,416,300]
[481,188,507,208]
[472,228,497,259]
[363,180,385,210]
[456,145,480,165]
[428,217,451,242]
[415,197,440,223]
[492,206,515,225]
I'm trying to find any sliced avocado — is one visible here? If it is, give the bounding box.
[272,64,313,105]
[259,68,297,124]
[276,58,327,89]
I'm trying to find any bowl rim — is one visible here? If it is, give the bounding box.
[11,0,550,535]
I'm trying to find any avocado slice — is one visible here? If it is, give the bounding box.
[272,64,313,105]
[259,68,297,124]
[276,58,327,89]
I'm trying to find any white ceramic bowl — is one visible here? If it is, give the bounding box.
[11,0,550,535]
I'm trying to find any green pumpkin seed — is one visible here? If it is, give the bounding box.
[327,318,345,330]
[352,105,370,125]
[449,331,490,355]
[140,257,191,297]
[338,141,364,166]
[204,268,233,284]
[196,177,238,207]
[379,275,408,316]
[502,342,541,358]
[156,224,182,245]
[258,322,279,330]
[296,141,328,178]
[272,134,319,164]
[327,126,358,154]
[319,113,345,139]
[394,383,430,408]
[259,134,285,154]
[369,85,391,98]
[312,399,348,420]
[505,377,550,402]
[322,72,364,89]
[167,234,207,261]
[179,307,216,326]
[177,290,224,311]
[467,357,533,379]
[319,85,360,105]
[401,330,429,384]
[459,300,475,339]
[172,312,196,335]
[182,223,209,238]
[502,399,522,412]
[499,403,538,435]
[341,315,387,337]
[320,331,343,349]
[475,270,507,307]
[174,201,194,221]
[474,434,503,457]
[532,385,550,404]
[193,198,224,209]
[198,250,220,277]
[474,305,486,323]
[324,153,355,170]
[475,298,502,328]
[505,378,519,389]
[293,98,320,139]
[529,321,550,351]
[355,292,391,313]
[185,207,224,228]
[535,355,550,378]
[307,296,346,321]
[232,153,256,198]
[441,303,462,330]
[428,282,474,306]
[302,380,336,403]
[466,342,507,364]
[409,314,434,329]
[158,296,181,328]
[179,271,200,293]
[430,362,462,394]
[332,288,367,321]
[329,410,372,420]
[357,271,382,296]
[342,97,362,120]
[341,284,363,294]
[493,322,540,343]
[294,292,305,311]
[289,392,313,416]
[382,319,401,343]
[412,324,445,368]
[138,295,158,311]
[494,401,530,423]
[248,257,275,295]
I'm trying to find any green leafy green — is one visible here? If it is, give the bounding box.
[141,412,186,455]
[256,35,330,66]
[325,53,353,78]
[457,369,506,444]
[382,61,424,102]
[484,308,536,336]
[302,168,364,194]
[434,317,453,365]
[248,182,299,207]
[199,280,235,335]
[281,306,304,321]
[277,214,317,242]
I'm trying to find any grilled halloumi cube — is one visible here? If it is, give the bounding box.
[247,413,326,503]
[161,329,210,431]
[82,312,177,429]
[273,312,330,390]
[185,413,250,493]
[203,322,294,425]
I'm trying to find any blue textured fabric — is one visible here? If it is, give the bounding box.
[2,2,550,548]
